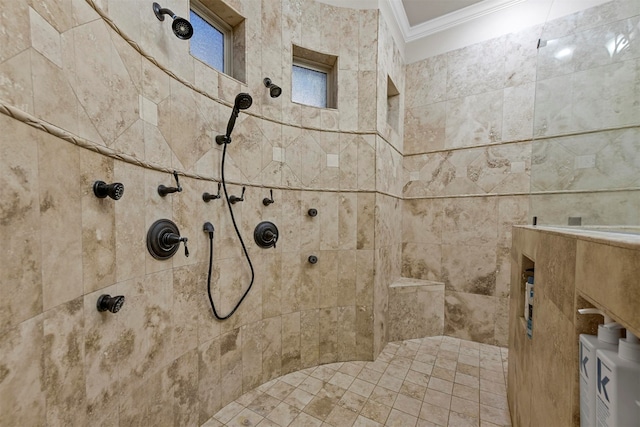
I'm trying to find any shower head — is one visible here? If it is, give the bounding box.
[153,2,193,40]
[216,93,253,144]
[263,78,282,98]
[172,17,194,39]
[234,93,253,110]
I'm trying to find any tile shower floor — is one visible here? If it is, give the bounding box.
[202,336,511,427]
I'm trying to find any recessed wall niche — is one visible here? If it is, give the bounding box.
[386,75,400,132]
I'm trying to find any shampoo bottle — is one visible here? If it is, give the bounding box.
[526,277,534,339]
[577,309,622,427]
[595,331,640,427]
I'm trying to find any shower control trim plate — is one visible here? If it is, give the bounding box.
[146,219,188,260]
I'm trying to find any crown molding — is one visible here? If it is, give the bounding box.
[387,0,526,42]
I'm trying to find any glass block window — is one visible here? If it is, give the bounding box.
[189,9,225,72]
[292,65,328,108]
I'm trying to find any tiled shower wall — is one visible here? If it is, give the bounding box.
[402,24,537,346]
[3,0,637,425]
[0,0,396,425]
[402,0,640,346]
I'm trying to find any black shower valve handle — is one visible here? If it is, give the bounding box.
[173,171,182,190]
[203,183,222,202]
[182,237,189,257]
[158,170,182,197]
[163,233,188,257]
[263,189,274,206]
[230,186,245,204]
[264,230,277,248]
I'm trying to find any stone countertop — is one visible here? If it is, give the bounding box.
[515,225,640,250]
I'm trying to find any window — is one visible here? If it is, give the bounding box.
[188,0,246,82]
[190,1,231,73]
[292,64,328,108]
[292,45,337,109]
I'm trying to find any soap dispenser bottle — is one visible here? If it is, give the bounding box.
[595,331,640,427]
[577,309,622,427]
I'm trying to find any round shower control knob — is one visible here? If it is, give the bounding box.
[308,208,318,217]
[254,221,279,249]
[308,255,318,264]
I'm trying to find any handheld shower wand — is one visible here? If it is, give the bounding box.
[206,92,256,320]
[216,93,253,145]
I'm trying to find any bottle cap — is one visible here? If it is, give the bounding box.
[578,309,622,343]
[598,322,623,344]
[619,332,640,362]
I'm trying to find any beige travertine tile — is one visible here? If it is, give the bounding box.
[502,83,535,142]
[43,297,86,426]
[315,192,338,242]
[0,49,34,114]
[441,244,497,296]
[357,135,376,191]
[72,19,138,146]
[30,0,73,33]
[318,251,339,309]
[117,272,173,394]
[2,230,42,331]
[80,149,116,293]
[113,160,146,283]
[1,118,43,331]
[0,316,45,426]
[261,251,282,318]
[220,327,243,405]
[445,293,497,344]
[172,266,200,357]
[535,233,577,320]
[404,102,446,154]
[338,306,357,360]
[388,281,444,341]
[38,132,82,311]
[442,197,498,246]
[402,243,443,281]
[199,338,222,424]
[0,0,30,63]
[339,134,359,189]
[300,309,320,369]
[356,305,374,360]
[32,47,80,134]
[263,316,283,383]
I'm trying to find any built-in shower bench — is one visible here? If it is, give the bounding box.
[388,278,445,342]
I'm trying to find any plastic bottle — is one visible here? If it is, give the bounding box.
[595,331,640,427]
[526,276,534,339]
[524,275,534,320]
[577,309,622,427]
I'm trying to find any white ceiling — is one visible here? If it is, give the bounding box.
[401,0,484,27]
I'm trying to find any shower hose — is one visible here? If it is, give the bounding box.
[206,142,255,320]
